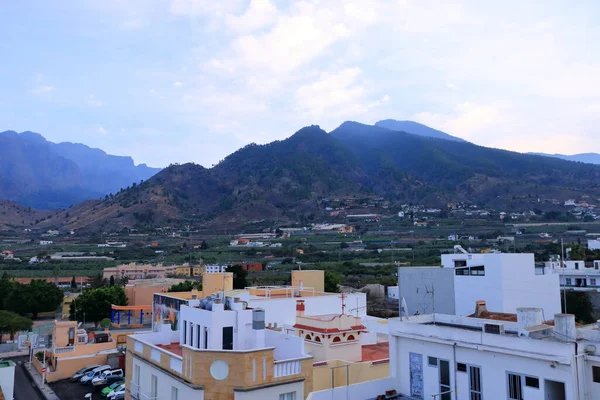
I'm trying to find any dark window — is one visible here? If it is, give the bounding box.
[183,322,187,345]
[469,366,482,400]
[455,268,469,276]
[457,363,467,372]
[454,260,467,268]
[428,357,438,367]
[470,266,485,276]
[439,360,451,400]
[593,366,600,383]
[222,326,233,350]
[508,373,523,400]
[525,376,539,388]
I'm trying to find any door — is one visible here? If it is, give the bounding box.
[544,380,565,400]
[222,326,233,350]
[439,360,451,400]
[469,366,482,400]
[409,353,423,399]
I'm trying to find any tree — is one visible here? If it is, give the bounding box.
[563,290,594,324]
[324,271,341,293]
[0,311,33,343]
[200,240,209,250]
[70,276,77,289]
[72,286,128,326]
[0,275,15,310]
[109,276,115,287]
[168,281,202,292]
[568,245,586,261]
[88,273,107,289]
[5,280,64,318]
[226,265,248,289]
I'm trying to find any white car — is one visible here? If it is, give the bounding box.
[107,384,126,400]
[80,365,111,385]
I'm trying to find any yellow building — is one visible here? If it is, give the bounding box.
[174,266,202,276]
[61,293,80,320]
[292,270,325,292]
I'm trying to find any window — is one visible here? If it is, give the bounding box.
[593,366,600,383]
[469,366,482,400]
[591,279,597,286]
[470,266,485,276]
[456,363,467,372]
[333,336,341,343]
[508,373,523,400]
[151,374,158,398]
[347,335,355,341]
[279,392,296,400]
[525,376,539,388]
[305,334,312,341]
[171,386,179,400]
[428,356,438,367]
[455,268,469,276]
[575,262,580,270]
[566,278,572,286]
[439,360,451,400]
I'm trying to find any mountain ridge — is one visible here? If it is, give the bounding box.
[374,119,466,142]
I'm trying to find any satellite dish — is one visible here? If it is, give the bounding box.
[401,297,408,319]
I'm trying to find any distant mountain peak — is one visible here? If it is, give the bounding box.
[529,152,600,165]
[375,119,466,142]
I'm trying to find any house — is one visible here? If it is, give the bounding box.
[203,264,228,274]
[589,239,600,251]
[0,250,13,259]
[126,298,313,399]
[39,240,53,246]
[543,258,600,291]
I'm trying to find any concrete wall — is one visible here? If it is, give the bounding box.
[126,284,172,306]
[398,267,455,315]
[265,329,305,361]
[312,360,389,391]
[203,273,233,296]
[307,377,396,400]
[234,380,304,400]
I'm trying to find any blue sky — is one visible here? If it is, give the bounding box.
[2,0,599,168]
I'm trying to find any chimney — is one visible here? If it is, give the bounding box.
[296,300,305,317]
[252,309,266,348]
[553,314,576,342]
[212,297,224,312]
[517,308,544,328]
[475,300,487,317]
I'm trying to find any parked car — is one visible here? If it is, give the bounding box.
[103,383,125,398]
[80,365,111,385]
[92,368,124,389]
[107,385,125,400]
[71,365,100,382]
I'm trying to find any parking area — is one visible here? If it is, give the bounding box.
[49,379,120,400]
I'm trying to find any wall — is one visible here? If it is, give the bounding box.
[307,377,396,400]
[312,360,390,391]
[47,354,108,382]
[246,293,367,328]
[265,329,305,361]
[126,284,172,306]
[398,267,455,315]
[0,362,15,400]
[292,271,324,292]
[153,294,189,332]
[391,333,577,400]
[234,380,304,400]
[203,273,233,296]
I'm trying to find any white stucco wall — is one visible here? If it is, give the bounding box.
[234,380,304,400]
[132,355,204,400]
[0,363,15,400]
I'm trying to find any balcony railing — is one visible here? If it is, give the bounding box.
[274,359,302,378]
[53,345,75,354]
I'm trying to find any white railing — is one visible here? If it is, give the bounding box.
[274,359,302,378]
[53,345,75,354]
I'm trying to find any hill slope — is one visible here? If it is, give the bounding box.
[530,152,600,165]
[0,131,161,209]
[375,119,466,142]
[25,123,600,232]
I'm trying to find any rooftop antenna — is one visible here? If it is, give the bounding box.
[341,292,346,315]
[561,237,567,313]
[425,283,436,325]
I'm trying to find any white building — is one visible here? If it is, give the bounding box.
[0,360,15,400]
[589,239,600,251]
[204,264,228,274]
[387,307,600,400]
[544,259,600,291]
[39,240,53,245]
[128,295,313,400]
[397,253,561,318]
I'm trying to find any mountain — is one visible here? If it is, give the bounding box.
[529,152,600,165]
[0,201,52,230]
[375,119,466,142]
[0,131,161,209]
[32,123,600,233]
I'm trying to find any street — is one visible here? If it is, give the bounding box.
[10,356,44,400]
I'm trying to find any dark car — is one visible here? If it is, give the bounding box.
[71,365,100,382]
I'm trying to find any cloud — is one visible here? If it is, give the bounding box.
[97,126,109,136]
[31,85,55,95]
[168,0,245,17]
[173,81,183,88]
[88,94,104,107]
[225,0,278,33]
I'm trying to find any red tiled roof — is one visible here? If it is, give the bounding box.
[157,343,183,357]
[361,342,389,362]
[293,323,367,334]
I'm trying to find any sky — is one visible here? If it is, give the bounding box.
[1,0,600,168]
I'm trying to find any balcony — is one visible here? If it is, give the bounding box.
[274,359,302,378]
[53,345,75,354]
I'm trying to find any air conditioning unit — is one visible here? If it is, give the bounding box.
[484,323,505,335]
[585,345,597,355]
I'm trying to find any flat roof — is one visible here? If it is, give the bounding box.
[361,342,389,362]
[0,360,15,368]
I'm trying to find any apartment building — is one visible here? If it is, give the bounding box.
[126,296,313,399]
[387,306,600,400]
[395,252,561,318]
[543,258,600,291]
[103,263,179,280]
